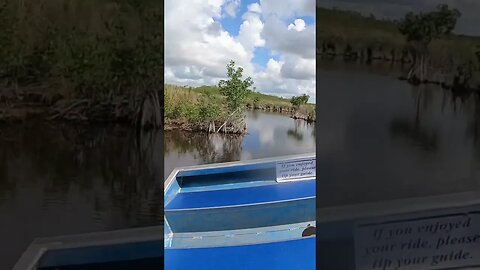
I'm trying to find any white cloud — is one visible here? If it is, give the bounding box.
[288,19,306,31]
[165,0,253,87]
[165,0,316,103]
[248,3,262,13]
[260,0,315,19]
[238,11,265,50]
[263,17,315,59]
[281,55,315,80]
[254,59,316,102]
[224,0,241,18]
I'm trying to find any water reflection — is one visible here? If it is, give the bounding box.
[287,120,307,141]
[317,63,480,208]
[164,111,316,178]
[317,62,480,270]
[469,97,480,149]
[164,131,243,165]
[0,123,163,269]
[389,86,439,152]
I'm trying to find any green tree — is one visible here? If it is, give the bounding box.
[398,5,461,82]
[398,5,460,47]
[290,94,309,108]
[218,60,253,112]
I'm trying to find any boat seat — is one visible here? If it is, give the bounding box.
[164,179,316,233]
[165,179,315,210]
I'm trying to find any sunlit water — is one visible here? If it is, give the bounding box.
[0,111,315,268]
[164,110,316,177]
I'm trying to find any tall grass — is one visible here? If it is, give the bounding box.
[0,0,163,101]
[317,6,480,74]
[190,85,315,112]
[164,85,226,124]
[165,84,316,125]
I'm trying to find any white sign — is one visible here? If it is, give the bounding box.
[276,158,316,182]
[355,212,480,270]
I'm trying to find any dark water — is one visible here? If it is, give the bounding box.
[164,110,316,178]
[0,123,163,269]
[317,61,480,207]
[0,111,314,268]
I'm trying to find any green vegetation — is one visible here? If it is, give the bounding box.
[290,94,310,107]
[164,85,226,125]
[0,0,163,127]
[165,61,315,132]
[398,5,460,46]
[317,6,480,89]
[398,5,462,82]
[164,84,315,131]
[218,60,253,112]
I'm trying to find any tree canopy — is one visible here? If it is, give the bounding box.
[218,60,254,112]
[290,94,310,107]
[398,4,461,48]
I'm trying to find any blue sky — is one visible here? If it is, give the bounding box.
[165,0,316,102]
[220,0,315,71]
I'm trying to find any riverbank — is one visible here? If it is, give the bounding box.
[164,84,315,133]
[0,0,163,128]
[317,7,480,91]
[0,86,162,129]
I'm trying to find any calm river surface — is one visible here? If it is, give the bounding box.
[317,61,480,207]
[0,111,314,268]
[164,110,316,177]
[0,123,164,268]
[3,61,480,268]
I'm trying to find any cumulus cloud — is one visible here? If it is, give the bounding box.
[260,0,315,19]
[263,17,315,59]
[281,55,315,80]
[254,59,316,102]
[224,0,241,18]
[165,0,252,84]
[248,3,262,13]
[288,19,306,31]
[238,10,265,50]
[165,0,316,103]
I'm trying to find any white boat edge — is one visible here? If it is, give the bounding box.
[12,225,163,270]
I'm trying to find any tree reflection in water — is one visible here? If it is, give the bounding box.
[0,123,164,226]
[287,120,306,141]
[164,131,243,164]
[389,85,439,152]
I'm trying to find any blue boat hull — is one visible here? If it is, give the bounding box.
[164,154,317,270]
[165,237,315,270]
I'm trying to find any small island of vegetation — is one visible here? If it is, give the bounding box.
[317,5,480,92]
[165,61,315,134]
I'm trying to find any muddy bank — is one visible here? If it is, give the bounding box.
[164,119,246,134]
[246,104,315,122]
[291,111,316,123]
[247,103,295,113]
[0,87,162,129]
[319,52,480,92]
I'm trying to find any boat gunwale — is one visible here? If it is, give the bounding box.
[165,194,316,212]
[165,220,316,249]
[165,234,316,250]
[13,226,163,270]
[164,153,316,194]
